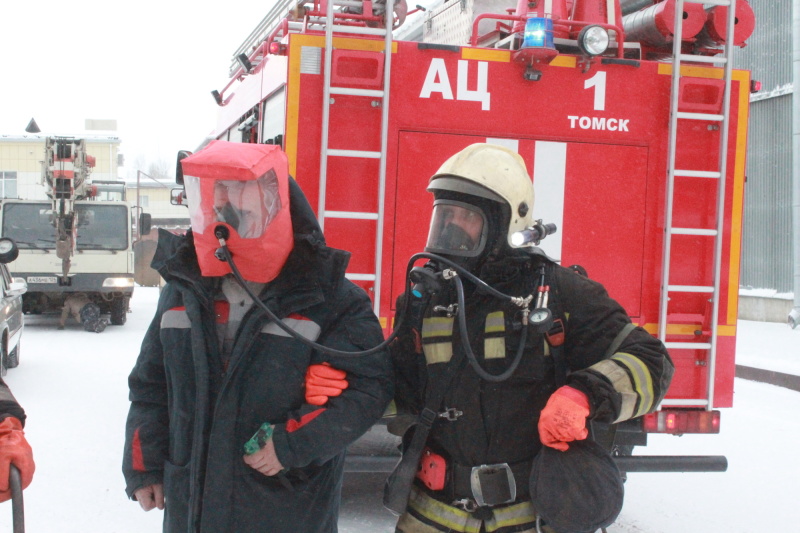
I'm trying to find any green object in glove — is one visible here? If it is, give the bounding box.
[244,422,274,455]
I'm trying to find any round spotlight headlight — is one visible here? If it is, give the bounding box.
[578,25,610,56]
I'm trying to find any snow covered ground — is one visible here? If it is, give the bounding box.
[0,286,798,532]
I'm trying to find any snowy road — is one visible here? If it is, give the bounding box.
[1,286,798,532]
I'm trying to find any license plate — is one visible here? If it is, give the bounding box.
[27,276,58,284]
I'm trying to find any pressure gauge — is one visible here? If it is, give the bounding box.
[528,307,553,333]
[0,238,18,264]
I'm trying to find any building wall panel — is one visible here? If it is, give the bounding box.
[734,1,794,292]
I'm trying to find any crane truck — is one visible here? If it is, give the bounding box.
[0,136,151,326]
[182,0,756,477]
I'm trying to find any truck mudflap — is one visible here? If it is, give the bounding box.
[614,455,727,473]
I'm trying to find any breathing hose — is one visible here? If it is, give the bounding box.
[216,226,536,373]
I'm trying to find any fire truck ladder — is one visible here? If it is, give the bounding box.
[659,0,738,409]
[317,0,395,315]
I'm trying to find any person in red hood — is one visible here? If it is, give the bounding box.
[122,141,393,533]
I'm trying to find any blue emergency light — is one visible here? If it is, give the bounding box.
[522,17,555,50]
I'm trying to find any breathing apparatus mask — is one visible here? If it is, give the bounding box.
[426,200,488,258]
[181,141,293,283]
[411,143,559,382]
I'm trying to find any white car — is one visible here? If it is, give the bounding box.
[0,238,27,375]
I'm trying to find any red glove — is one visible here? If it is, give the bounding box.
[538,386,590,452]
[305,363,348,406]
[0,417,35,502]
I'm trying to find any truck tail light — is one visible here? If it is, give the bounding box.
[269,42,286,55]
[642,409,721,434]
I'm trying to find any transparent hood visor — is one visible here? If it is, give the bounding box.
[185,169,281,239]
[425,200,488,257]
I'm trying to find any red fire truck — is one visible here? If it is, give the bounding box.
[196,0,755,473]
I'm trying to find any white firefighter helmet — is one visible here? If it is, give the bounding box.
[428,143,535,249]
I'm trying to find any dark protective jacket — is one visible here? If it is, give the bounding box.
[391,253,674,502]
[122,179,393,533]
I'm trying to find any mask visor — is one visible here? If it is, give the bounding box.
[425,200,487,257]
[186,169,281,239]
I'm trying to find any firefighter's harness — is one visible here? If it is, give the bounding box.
[385,255,552,520]
[386,255,637,532]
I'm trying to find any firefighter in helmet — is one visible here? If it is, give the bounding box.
[386,143,674,532]
[122,141,392,533]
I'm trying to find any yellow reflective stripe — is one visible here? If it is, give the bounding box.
[484,338,506,360]
[407,487,482,533]
[422,317,455,339]
[396,512,446,533]
[612,352,655,417]
[383,400,397,418]
[423,343,453,364]
[422,317,455,364]
[589,359,637,422]
[485,311,505,333]
[483,312,506,359]
[484,501,537,532]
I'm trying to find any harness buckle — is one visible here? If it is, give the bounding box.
[452,498,479,513]
[433,304,458,317]
[438,407,463,421]
[469,463,517,508]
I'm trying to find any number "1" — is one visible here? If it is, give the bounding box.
[585,71,607,111]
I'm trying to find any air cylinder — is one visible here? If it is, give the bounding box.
[620,0,654,17]
[697,0,756,47]
[622,0,706,48]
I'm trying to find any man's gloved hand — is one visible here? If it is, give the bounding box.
[0,417,35,502]
[538,385,590,452]
[305,363,348,405]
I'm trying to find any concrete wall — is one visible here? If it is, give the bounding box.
[738,295,794,323]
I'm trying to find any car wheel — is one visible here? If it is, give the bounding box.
[110,297,128,326]
[7,342,19,369]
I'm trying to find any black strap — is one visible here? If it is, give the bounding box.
[383,349,466,515]
[605,322,637,358]
[543,262,568,388]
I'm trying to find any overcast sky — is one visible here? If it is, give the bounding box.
[0,1,272,179]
